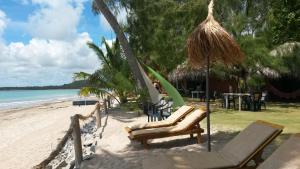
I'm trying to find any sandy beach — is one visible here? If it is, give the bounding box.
[0,101,96,169]
[79,108,284,169]
[0,102,287,169]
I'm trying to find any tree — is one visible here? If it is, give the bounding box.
[92,0,147,90]
[126,0,208,74]
[268,0,300,45]
[74,38,135,103]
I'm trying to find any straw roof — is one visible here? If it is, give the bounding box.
[270,42,300,57]
[187,0,244,67]
[168,61,205,82]
[256,42,300,79]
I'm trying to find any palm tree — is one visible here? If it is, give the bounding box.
[92,0,147,91]
[74,38,135,104]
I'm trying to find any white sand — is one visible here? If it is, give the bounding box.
[80,108,285,169]
[0,101,96,169]
[80,109,233,169]
[0,102,284,169]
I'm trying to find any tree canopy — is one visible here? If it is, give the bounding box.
[82,0,300,99]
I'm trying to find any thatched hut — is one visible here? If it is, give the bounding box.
[168,61,205,95]
[168,61,238,96]
[168,61,205,82]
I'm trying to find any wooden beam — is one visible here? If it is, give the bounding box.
[71,115,83,168]
[95,104,102,128]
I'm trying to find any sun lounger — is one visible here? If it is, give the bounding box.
[143,120,284,169]
[256,133,300,169]
[125,105,194,133]
[129,108,206,148]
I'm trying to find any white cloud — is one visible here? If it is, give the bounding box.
[0,33,99,87]
[0,2,100,87]
[27,0,85,40]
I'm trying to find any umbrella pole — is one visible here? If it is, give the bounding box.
[206,55,211,152]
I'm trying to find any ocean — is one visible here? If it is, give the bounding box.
[0,89,81,110]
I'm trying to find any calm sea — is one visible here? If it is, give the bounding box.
[0,89,80,110]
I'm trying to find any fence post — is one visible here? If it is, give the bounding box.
[104,99,108,114]
[107,96,111,108]
[95,103,101,128]
[71,115,83,168]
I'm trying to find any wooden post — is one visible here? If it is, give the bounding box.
[104,99,108,114]
[71,115,83,168]
[95,103,101,128]
[107,96,111,108]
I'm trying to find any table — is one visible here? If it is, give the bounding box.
[191,91,204,99]
[223,93,250,111]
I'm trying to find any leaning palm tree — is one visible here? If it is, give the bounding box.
[92,0,147,91]
[187,0,244,151]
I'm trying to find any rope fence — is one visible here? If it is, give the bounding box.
[33,98,111,169]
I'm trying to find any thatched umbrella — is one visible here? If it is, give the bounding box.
[187,0,244,151]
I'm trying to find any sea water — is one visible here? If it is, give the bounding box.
[0,89,80,110]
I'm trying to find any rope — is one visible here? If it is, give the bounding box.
[268,84,300,99]
[78,102,101,120]
[32,102,102,169]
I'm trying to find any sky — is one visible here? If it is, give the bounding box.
[0,0,125,87]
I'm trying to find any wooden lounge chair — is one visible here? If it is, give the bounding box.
[143,120,284,169]
[129,108,206,148]
[256,133,300,169]
[125,105,194,133]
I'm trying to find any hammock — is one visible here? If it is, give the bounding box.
[267,84,300,99]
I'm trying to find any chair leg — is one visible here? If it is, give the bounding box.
[197,132,203,143]
[253,150,264,166]
[196,124,203,143]
[142,139,149,149]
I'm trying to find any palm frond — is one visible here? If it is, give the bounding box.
[73,72,91,80]
[87,42,111,68]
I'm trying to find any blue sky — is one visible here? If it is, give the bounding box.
[0,0,123,87]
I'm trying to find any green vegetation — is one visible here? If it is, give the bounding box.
[126,0,208,73]
[146,66,184,107]
[79,0,300,104]
[74,38,135,103]
[199,102,300,134]
[124,0,300,90]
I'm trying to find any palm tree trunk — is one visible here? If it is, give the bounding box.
[93,0,147,89]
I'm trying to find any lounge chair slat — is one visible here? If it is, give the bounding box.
[125,105,194,132]
[143,120,284,169]
[129,109,206,147]
[257,134,300,169]
[219,121,283,166]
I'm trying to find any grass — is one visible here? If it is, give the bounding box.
[195,101,300,134]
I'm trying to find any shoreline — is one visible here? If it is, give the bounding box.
[0,95,100,115]
[0,89,82,111]
[0,99,76,116]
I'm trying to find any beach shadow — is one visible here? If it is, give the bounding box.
[123,130,240,151]
[81,148,143,169]
[106,107,139,123]
[99,114,109,139]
